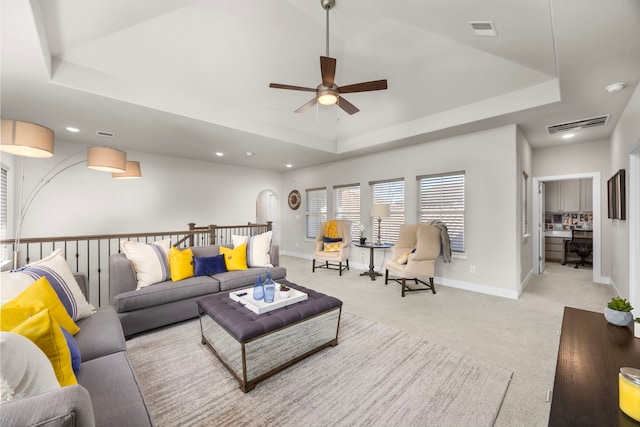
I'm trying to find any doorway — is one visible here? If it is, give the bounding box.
[256,189,279,244]
[532,173,604,284]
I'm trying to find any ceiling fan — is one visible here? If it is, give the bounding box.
[269,0,388,115]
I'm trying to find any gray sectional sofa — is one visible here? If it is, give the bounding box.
[110,244,286,337]
[0,275,153,427]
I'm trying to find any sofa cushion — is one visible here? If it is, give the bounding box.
[74,307,126,362]
[6,309,77,387]
[220,244,248,271]
[3,249,95,321]
[77,352,153,427]
[61,328,81,375]
[232,231,273,267]
[1,276,80,335]
[169,246,194,282]
[113,276,220,313]
[121,239,171,289]
[214,265,287,291]
[0,331,61,402]
[194,254,227,276]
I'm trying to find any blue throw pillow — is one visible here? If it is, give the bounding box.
[61,327,81,375]
[323,236,343,243]
[194,254,227,276]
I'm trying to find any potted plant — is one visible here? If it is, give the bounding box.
[356,222,366,245]
[279,283,291,299]
[604,297,634,326]
[635,318,640,339]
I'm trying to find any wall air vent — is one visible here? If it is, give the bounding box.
[469,21,498,37]
[546,115,610,135]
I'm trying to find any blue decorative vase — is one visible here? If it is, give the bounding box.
[253,274,264,301]
[263,270,275,303]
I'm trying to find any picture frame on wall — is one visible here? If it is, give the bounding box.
[607,169,626,220]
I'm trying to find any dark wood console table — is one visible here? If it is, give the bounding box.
[549,307,640,426]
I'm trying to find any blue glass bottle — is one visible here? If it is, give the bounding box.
[253,274,264,301]
[263,269,275,303]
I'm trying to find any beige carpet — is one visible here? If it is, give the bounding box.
[127,312,512,427]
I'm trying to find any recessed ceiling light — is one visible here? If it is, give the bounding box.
[285,164,293,168]
[246,152,253,157]
[66,127,80,133]
[562,133,575,139]
[605,82,626,93]
[215,152,224,157]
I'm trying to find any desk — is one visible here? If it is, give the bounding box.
[354,243,392,280]
[549,307,640,426]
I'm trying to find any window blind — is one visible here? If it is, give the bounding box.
[305,187,327,239]
[418,172,465,253]
[334,184,360,239]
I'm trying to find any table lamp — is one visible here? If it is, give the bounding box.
[370,204,390,245]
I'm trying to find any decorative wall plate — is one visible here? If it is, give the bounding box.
[288,190,301,210]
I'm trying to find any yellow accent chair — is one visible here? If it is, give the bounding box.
[312,220,352,276]
[384,223,441,297]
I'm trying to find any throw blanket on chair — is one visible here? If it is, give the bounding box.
[423,220,453,263]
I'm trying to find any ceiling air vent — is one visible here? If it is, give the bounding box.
[546,115,610,135]
[96,130,115,138]
[469,21,498,37]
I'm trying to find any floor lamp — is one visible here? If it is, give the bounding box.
[370,203,390,245]
[1,119,142,268]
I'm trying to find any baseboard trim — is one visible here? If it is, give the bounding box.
[281,252,519,300]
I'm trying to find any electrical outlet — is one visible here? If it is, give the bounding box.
[470,265,476,273]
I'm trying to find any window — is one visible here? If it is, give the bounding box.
[305,187,327,239]
[522,171,529,237]
[370,178,404,244]
[334,183,360,239]
[418,171,465,253]
[1,165,7,262]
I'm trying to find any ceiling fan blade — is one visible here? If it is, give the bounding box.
[337,97,359,115]
[269,83,316,92]
[295,97,318,113]
[339,79,388,94]
[320,56,336,87]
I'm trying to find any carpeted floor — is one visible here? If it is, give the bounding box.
[127,312,512,427]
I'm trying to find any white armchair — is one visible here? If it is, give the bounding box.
[385,223,441,297]
[312,220,352,276]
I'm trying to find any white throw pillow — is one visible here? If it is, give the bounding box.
[0,332,61,402]
[121,239,171,289]
[2,249,95,321]
[232,231,273,267]
[247,231,273,267]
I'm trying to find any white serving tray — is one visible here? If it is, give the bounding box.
[229,284,308,315]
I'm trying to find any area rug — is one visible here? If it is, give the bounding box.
[127,312,512,427]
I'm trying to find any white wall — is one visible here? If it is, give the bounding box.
[610,84,640,303]
[9,140,283,239]
[282,125,522,298]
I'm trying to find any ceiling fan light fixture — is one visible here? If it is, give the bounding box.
[317,86,338,105]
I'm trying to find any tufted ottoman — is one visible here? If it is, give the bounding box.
[196,280,342,392]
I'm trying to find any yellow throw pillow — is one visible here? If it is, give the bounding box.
[396,252,410,265]
[1,276,80,335]
[169,247,194,282]
[325,220,339,238]
[219,244,248,271]
[9,309,77,387]
[323,242,341,252]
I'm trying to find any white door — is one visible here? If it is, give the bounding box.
[538,181,546,273]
